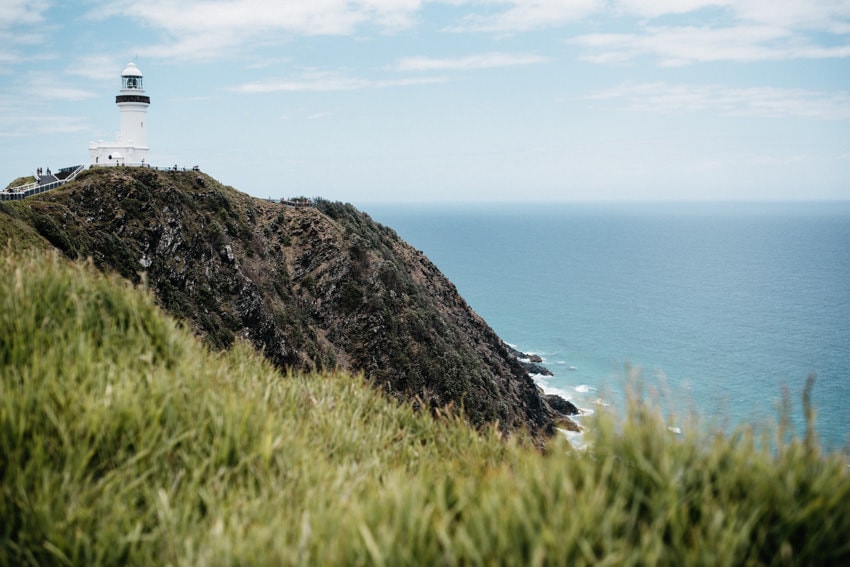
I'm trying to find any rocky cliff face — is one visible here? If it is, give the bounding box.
[2,167,572,438]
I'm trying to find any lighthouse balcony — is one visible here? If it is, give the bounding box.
[116,94,150,104]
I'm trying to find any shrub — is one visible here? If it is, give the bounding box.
[31,212,76,257]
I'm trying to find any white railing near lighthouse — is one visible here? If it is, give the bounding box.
[1,164,87,201]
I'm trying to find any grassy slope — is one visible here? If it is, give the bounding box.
[4,176,35,191]
[2,251,849,566]
[0,202,50,253]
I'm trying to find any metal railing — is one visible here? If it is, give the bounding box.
[280,198,315,208]
[1,165,86,201]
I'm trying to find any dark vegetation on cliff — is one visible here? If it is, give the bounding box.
[0,167,567,436]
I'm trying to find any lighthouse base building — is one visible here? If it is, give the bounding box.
[89,141,148,167]
[89,62,150,167]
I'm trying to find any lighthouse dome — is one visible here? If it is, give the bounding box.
[122,62,143,77]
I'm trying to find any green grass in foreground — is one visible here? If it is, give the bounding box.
[2,251,849,566]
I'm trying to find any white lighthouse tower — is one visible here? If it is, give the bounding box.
[89,62,150,166]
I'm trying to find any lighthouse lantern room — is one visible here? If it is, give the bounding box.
[89,62,150,167]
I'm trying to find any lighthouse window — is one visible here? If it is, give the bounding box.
[123,76,142,89]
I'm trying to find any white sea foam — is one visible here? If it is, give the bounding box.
[529,374,552,384]
[547,387,574,400]
[559,428,588,451]
[528,375,574,400]
[575,384,596,393]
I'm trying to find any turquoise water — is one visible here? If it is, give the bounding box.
[366,202,850,451]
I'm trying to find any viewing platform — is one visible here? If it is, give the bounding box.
[2,164,204,201]
[1,165,86,201]
[279,197,315,208]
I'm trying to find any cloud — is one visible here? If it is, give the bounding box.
[395,52,550,71]
[733,0,850,34]
[88,0,423,60]
[80,0,850,66]
[229,71,447,93]
[65,55,125,82]
[570,24,850,66]
[445,0,601,33]
[0,0,49,29]
[435,1,850,66]
[570,1,850,65]
[0,68,96,142]
[35,86,98,101]
[613,0,734,19]
[22,73,98,101]
[0,93,90,137]
[0,46,23,67]
[586,82,850,121]
[0,114,90,137]
[93,0,422,34]
[0,0,50,69]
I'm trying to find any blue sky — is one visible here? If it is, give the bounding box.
[2,0,849,202]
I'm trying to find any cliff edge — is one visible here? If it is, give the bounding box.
[1,167,572,437]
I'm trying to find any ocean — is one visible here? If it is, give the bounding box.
[366,202,850,452]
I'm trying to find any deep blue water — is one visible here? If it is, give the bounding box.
[366,202,850,451]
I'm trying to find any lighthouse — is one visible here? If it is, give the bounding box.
[89,63,150,166]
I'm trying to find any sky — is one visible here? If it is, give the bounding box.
[2,0,849,203]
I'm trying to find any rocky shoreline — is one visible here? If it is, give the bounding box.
[507,345,554,377]
[507,345,582,432]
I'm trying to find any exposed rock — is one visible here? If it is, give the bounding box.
[505,345,553,376]
[545,394,581,432]
[554,416,581,433]
[3,167,568,441]
[545,394,580,416]
[523,362,554,377]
